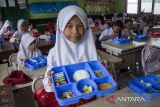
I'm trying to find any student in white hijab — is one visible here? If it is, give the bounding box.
[10,19,31,43]
[43,5,98,92]
[17,33,42,67]
[0,20,14,39]
[112,13,118,22]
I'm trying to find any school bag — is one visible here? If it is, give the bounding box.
[141,45,160,75]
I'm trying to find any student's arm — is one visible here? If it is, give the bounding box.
[43,48,56,92]
[99,33,118,41]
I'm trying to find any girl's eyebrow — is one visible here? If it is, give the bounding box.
[67,22,83,25]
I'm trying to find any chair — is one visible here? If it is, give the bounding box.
[8,53,18,66]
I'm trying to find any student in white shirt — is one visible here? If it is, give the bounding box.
[143,19,154,36]
[43,5,98,92]
[99,20,123,42]
[121,19,135,38]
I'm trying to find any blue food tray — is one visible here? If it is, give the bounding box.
[0,38,3,44]
[50,35,56,42]
[51,60,117,106]
[25,55,47,71]
[112,37,130,44]
[128,74,160,100]
[135,35,148,41]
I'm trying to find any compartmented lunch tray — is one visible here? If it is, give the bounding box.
[129,74,160,100]
[25,55,47,71]
[51,60,117,106]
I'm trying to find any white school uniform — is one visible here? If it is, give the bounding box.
[143,26,150,35]
[10,19,31,43]
[43,6,98,92]
[17,34,42,67]
[0,20,13,35]
[121,28,134,38]
[99,27,114,42]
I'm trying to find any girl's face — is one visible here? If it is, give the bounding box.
[21,22,28,32]
[28,41,36,51]
[125,21,133,29]
[112,25,120,33]
[63,15,85,43]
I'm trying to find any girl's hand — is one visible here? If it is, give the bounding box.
[47,70,52,86]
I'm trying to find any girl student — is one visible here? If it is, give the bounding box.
[43,5,98,93]
[17,33,42,67]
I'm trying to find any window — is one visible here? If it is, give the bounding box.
[126,0,159,14]
[154,0,160,14]
[141,0,152,13]
[127,0,138,14]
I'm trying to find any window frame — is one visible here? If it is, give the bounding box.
[126,0,160,15]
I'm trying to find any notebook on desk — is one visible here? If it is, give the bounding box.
[0,84,14,107]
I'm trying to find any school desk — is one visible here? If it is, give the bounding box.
[0,84,14,107]
[101,41,146,69]
[9,67,46,90]
[0,41,15,62]
[79,87,160,107]
[97,50,122,81]
[38,40,55,54]
[0,63,9,86]
[0,63,46,90]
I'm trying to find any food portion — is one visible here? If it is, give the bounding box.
[60,91,75,99]
[98,83,112,90]
[94,70,104,77]
[83,85,93,93]
[54,72,67,86]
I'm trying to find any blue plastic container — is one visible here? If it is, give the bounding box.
[51,60,117,106]
[0,38,3,44]
[112,37,130,44]
[50,35,56,42]
[25,55,47,71]
[128,74,160,100]
[135,35,148,41]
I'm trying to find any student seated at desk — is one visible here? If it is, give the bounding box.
[28,21,40,37]
[10,19,31,44]
[17,34,42,67]
[143,19,154,36]
[0,20,14,40]
[121,19,135,39]
[99,20,123,42]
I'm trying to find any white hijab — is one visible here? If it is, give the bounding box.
[52,5,98,66]
[17,19,26,34]
[18,34,41,60]
[88,17,95,28]
[0,20,12,35]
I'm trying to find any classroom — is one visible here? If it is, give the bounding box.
[0,0,160,107]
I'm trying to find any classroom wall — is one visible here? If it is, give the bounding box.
[0,0,28,30]
[114,0,126,13]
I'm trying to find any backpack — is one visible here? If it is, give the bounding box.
[141,45,160,75]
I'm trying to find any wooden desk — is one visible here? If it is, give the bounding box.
[97,50,122,81]
[101,41,146,56]
[0,63,46,90]
[0,85,14,107]
[101,41,146,69]
[79,87,160,107]
[0,41,15,61]
[7,67,46,90]
[0,64,8,86]
[38,40,55,54]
